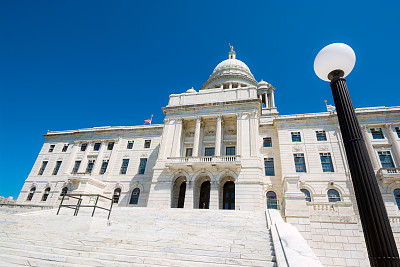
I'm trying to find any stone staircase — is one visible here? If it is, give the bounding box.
[0,207,276,267]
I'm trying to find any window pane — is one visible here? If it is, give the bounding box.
[72,161,81,174]
[38,161,48,175]
[394,189,400,210]
[94,143,101,151]
[52,161,62,175]
[205,148,215,156]
[291,132,301,142]
[266,191,278,209]
[81,143,88,151]
[113,188,121,203]
[41,188,50,201]
[138,158,147,174]
[130,188,140,204]
[294,154,306,172]
[62,145,68,152]
[379,151,394,169]
[316,131,327,141]
[320,153,334,172]
[186,148,193,157]
[263,137,272,147]
[107,142,114,150]
[86,160,95,174]
[60,187,68,196]
[49,145,55,152]
[264,158,275,176]
[144,140,151,148]
[300,189,311,202]
[396,127,400,138]
[127,141,134,149]
[120,159,129,174]
[226,147,235,156]
[100,161,109,174]
[27,187,36,201]
[371,128,384,139]
[328,189,340,202]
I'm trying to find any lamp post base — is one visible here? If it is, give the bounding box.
[330,76,400,267]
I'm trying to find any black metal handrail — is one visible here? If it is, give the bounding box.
[57,193,113,220]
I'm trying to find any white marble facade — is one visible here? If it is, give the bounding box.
[16,49,400,265]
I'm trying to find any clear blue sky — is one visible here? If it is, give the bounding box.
[1,1,399,198]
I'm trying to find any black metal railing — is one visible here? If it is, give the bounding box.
[57,194,113,220]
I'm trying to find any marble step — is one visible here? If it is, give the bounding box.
[0,242,276,267]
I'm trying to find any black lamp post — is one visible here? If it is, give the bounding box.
[314,43,400,267]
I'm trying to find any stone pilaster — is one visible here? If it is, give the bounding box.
[385,124,400,166]
[249,112,259,157]
[192,117,202,157]
[209,181,219,209]
[184,181,194,209]
[361,125,380,169]
[215,115,222,156]
[171,118,183,157]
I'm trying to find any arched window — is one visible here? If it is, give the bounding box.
[327,189,341,202]
[223,181,235,210]
[27,187,36,201]
[41,187,50,201]
[394,189,400,209]
[300,189,311,202]
[266,191,278,209]
[113,188,121,204]
[60,187,68,196]
[177,182,186,208]
[129,188,140,204]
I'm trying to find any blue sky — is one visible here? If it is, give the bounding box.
[1,1,399,198]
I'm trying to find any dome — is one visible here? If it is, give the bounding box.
[186,87,196,93]
[201,49,257,90]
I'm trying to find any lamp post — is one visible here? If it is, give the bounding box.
[314,43,400,266]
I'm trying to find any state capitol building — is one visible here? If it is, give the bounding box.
[14,48,400,265]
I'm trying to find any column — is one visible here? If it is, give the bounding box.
[215,115,222,156]
[264,93,269,108]
[270,90,275,108]
[236,114,241,156]
[209,181,219,209]
[171,118,183,157]
[249,112,258,156]
[157,118,175,160]
[184,181,194,209]
[192,117,202,157]
[385,124,400,166]
[361,125,380,169]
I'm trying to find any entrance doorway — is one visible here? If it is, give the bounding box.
[177,182,186,208]
[223,181,235,210]
[199,181,210,209]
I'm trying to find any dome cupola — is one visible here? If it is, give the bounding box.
[201,46,257,90]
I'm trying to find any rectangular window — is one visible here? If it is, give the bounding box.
[86,160,95,174]
[52,161,62,175]
[127,141,134,149]
[371,128,384,139]
[138,158,147,174]
[291,132,301,142]
[144,140,151,148]
[185,148,193,157]
[107,142,114,150]
[395,127,400,138]
[81,143,88,151]
[226,147,236,156]
[120,159,129,174]
[264,158,275,176]
[62,145,68,152]
[294,153,306,172]
[38,161,48,175]
[320,153,334,172]
[263,137,272,147]
[316,131,327,141]
[93,143,101,151]
[379,151,395,169]
[100,160,109,174]
[205,147,215,156]
[49,145,55,153]
[72,161,81,174]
